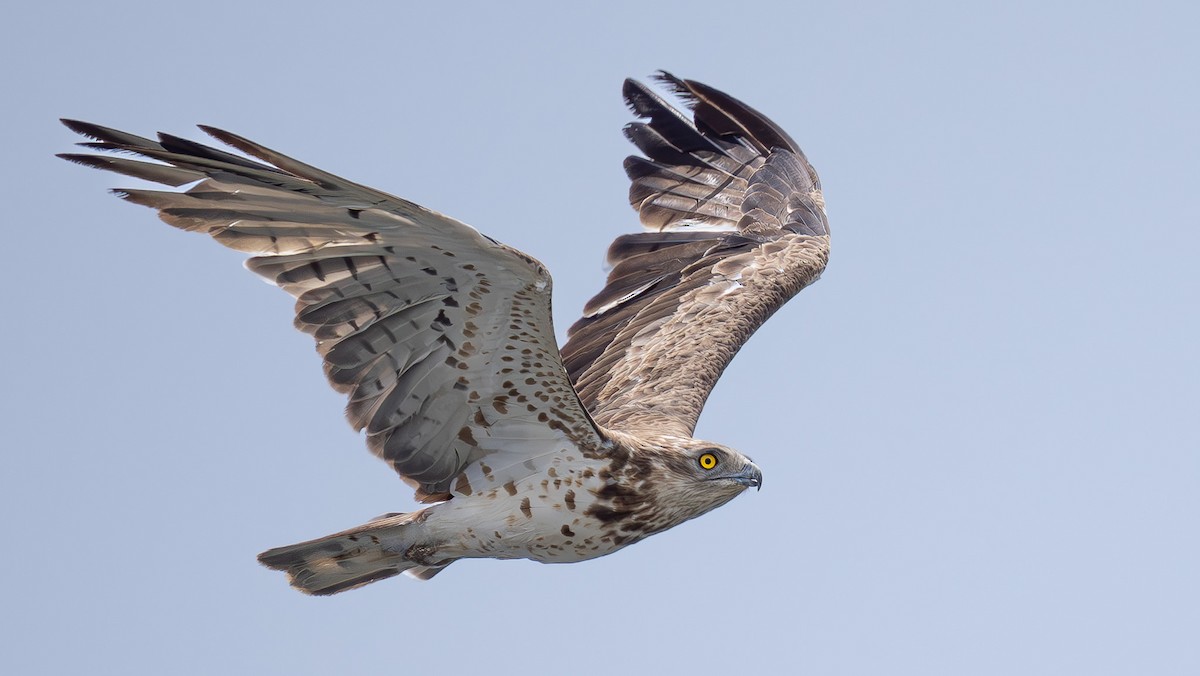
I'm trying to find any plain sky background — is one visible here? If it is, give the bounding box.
[3,1,1197,674]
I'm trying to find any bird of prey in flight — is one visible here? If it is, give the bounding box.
[61,72,829,594]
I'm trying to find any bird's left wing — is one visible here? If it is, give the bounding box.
[560,74,830,437]
[60,120,605,501]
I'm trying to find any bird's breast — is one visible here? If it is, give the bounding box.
[425,453,657,563]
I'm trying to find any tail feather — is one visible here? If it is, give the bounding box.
[404,564,449,580]
[258,512,450,595]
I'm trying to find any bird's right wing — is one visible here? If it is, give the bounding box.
[60,120,606,501]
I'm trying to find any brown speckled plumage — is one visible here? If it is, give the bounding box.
[62,71,828,595]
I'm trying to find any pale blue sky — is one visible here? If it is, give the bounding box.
[3,1,1197,674]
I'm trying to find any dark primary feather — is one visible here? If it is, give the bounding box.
[652,71,803,155]
[560,73,830,436]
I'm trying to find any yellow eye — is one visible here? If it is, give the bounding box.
[698,453,718,470]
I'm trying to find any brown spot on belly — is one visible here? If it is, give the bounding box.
[585,504,634,524]
[520,497,532,519]
[561,524,575,537]
[457,426,477,445]
[503,480,518,496]
[564,490,576,511]
[455,474,473,495]
[414,488,451,503]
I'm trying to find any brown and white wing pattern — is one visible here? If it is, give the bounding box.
[60,121,604,500]
[561,73,830,437]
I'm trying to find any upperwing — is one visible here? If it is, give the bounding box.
[560,73,830,436]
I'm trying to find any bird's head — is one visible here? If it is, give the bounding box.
[616,435,762,528]
[673,437,762,497]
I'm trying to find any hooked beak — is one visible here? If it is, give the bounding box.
[728,462,763,491]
